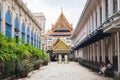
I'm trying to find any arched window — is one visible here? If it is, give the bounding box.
[5,11,12,37]
[21,23,25,43]
[27,27,30,43]
[31,30,33,46]
[0,9,2,32]
[14,17,19,38]
[34,33,36,47]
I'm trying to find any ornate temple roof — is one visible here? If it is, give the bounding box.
[45,12,73,38]
[52,12,73,31]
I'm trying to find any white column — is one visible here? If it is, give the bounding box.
[110,36,113,62]
[87,46,89,60]
[93,9,96,30]
[108,37,112,62]
[97,42,99,62]
[98,41,101,62]
[91,44,93,60]
[29,27,31,44]
[111,34,114,64]
[101,0,106,23]
[25,23,27,43]
[33,29,35,46]
[101,39,105,62]
[12,12,15,38]
[89,45,91,60]
[108,0,113,17]
[2,2,6,35]
[118,0,120,11]
[103,38,106,62]
[97,5,100,27]
[35,33,37,47]
[93,44,95,61]
[85,47,87,60]
[94,43,97,61]
[76,50,78,59]
[83,48,85,59]
[65,55,68,63]
[58,54,62,63]
[117,32,120,73]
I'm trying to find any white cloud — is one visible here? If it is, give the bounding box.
[23,0,87,31]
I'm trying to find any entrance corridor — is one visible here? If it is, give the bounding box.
[18,62,113,80]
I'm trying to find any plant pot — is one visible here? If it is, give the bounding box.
[0,73,3,80]
[34,64,40,70]
[19,70,28,78]
[43,61,48,65]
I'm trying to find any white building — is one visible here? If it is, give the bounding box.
[33,13,46,50]
[71,0,120,76]
[0,0,45,49]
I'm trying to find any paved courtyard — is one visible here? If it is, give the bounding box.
[18,62,113,80]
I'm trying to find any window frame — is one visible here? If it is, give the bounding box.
[5,11,12,37]
[113,0,118,13]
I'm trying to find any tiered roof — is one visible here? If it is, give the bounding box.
[45,12,73,38]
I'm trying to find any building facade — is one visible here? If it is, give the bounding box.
[33,13,46,49]
[71,0,120,76]
[0,0,44,48]
[45,12,73,62]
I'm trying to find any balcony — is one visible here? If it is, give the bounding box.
[74,28,110,50]
[103,12,120,33]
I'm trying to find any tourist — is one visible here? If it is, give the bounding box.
[104,60,113,77]
[107,60,112,69]
[98,62,107,75]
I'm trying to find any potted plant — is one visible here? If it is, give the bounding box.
[18,59,32,78]
[31,47,43,69]
[33,59,43,70]
[43,59,48,65]
[42,52,48,65]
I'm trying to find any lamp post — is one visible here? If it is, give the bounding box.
[15,29,19,78]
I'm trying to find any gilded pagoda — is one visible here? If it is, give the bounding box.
[45,12,73,62]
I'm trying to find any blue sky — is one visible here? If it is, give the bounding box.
[23,0,87,31]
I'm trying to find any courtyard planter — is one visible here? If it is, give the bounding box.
[34,63,40,70]
[43,60,48,65]
[18,59,32,78]
[0,72,3,80]
[19,70,28,78]
[43,62,48,65]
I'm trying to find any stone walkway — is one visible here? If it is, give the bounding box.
[18,62,113,80]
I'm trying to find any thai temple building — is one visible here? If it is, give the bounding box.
[45,12,74,62]
[71,0,120,76]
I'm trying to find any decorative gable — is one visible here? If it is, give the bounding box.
[52,40,70,50]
